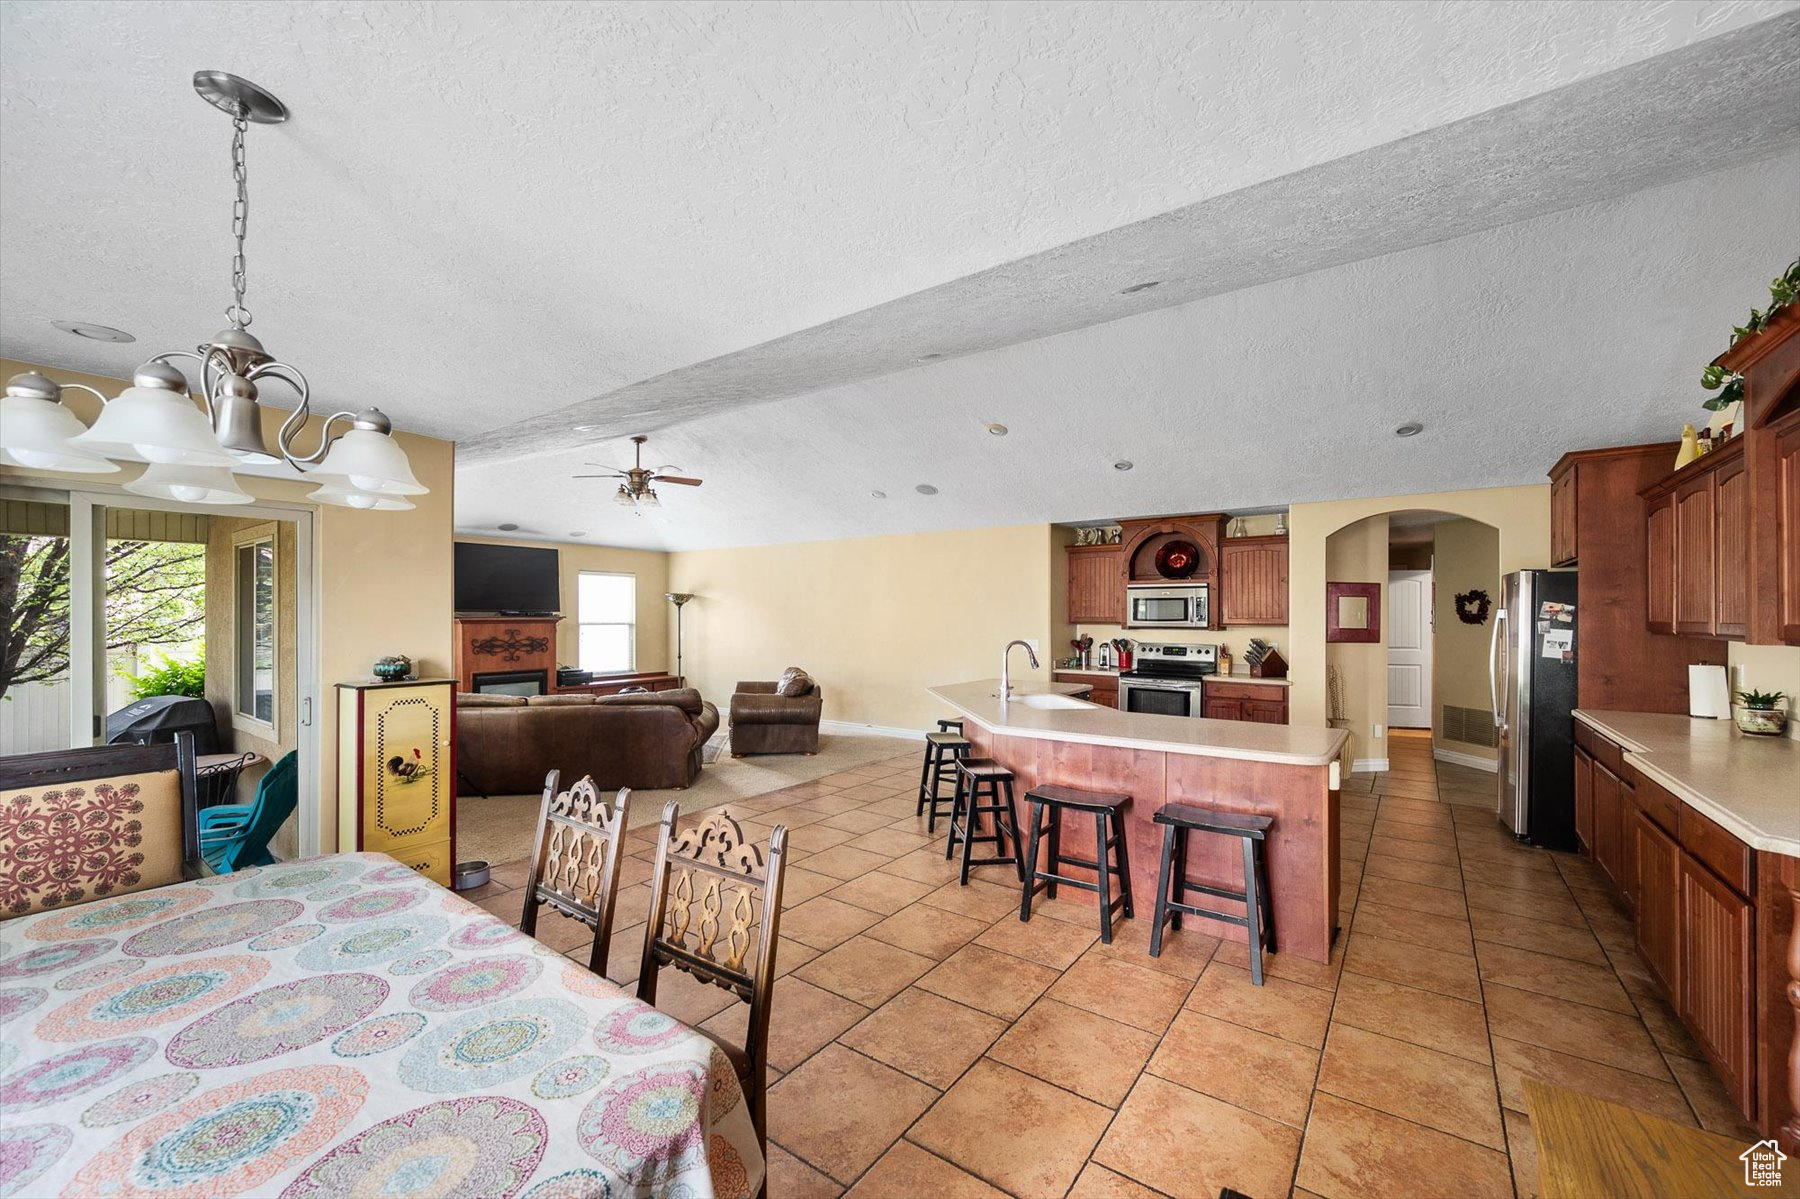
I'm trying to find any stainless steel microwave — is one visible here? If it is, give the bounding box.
[1126,583,1210,629]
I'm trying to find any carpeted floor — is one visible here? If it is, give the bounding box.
[454,730,912,867]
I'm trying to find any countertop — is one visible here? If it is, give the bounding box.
[1050,669,1291,687]
[930,679,1348,767]
[1573,709,1800,856]
[1051,667,1119,677]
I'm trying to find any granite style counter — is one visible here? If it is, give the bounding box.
[1573,709,1800,856]
[929,679,1349,962]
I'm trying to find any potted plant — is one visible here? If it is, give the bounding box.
[1732,690,1789,737]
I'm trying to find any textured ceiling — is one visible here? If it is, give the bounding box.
[1,1,1796,550]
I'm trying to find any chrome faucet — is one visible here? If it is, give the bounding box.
[1000,639,1040,699]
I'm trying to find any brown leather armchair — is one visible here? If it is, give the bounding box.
[456,690,720,795]
[729,680,823,755]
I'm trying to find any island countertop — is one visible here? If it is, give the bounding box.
[1573,709,1800,856]
[929,679,1348,767]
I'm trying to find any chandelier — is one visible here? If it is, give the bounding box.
[0,72,426,510]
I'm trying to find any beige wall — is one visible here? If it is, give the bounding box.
[1430,518,1501,763]
[1289,485,1551,772]
[1325,516,1389,767]
[0,357,455,855]
[456,535,670,673]
[1728,643,1800,738]
[666,524,1060,731]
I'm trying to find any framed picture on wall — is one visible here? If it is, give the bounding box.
[1326,581,1381,643]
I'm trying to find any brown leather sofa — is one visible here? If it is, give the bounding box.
[456,689,719,794]
[729,680,824,755]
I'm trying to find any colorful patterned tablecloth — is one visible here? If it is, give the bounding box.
[0,853,763,1199]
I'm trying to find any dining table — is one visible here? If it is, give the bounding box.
[0,852,764,1199]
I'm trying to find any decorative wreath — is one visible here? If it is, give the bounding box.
[1455,589,1491,625]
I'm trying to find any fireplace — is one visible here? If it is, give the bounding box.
[472,669,547,697]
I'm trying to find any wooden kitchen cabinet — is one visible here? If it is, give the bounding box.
[1219,535,1289,626]
[1550,468,1578,565]
[1680,849,1757,1114]
[1065,544,1124,625]
[1642,440,1751,641]
[1591,761,1623,894]
[1203,680,1288,724]
[1714,449,1750,639]
[1634,810,1681,996]
[1777,411,1800,643]
[1674,468,1718,636]
[1645,490,1677,635]
[1052,672,1117,708]
[1573,746,1594,854]
[1619,782,1640,913]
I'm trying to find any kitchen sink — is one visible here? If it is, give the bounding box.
[1005,692,1091,709]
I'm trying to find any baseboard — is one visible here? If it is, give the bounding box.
[1352,757,1390,773]
[819,720,922,742]
[1434,746,1499,773]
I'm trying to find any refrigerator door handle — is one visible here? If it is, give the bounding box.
[1489,606,1507,728]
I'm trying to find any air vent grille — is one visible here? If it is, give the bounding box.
[1442,705,1497,748]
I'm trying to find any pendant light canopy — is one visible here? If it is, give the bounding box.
[0,71,427,509]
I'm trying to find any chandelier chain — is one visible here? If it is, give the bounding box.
[227,114,252,328]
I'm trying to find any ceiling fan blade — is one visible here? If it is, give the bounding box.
[655,475,703,487]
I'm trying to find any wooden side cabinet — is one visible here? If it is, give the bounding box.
[1635,810,1680,995]
[1680,850,1756,1114]
[336,678,457,886]
[1203,680,1289,724]
[1065,544,1124,625]
[1219,535,1289,625]
[1573,746,1594,854]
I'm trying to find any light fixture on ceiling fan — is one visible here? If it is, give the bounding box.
[573,435,703,511]
[0,71,426,510]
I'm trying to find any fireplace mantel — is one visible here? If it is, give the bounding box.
[453,615,560,694]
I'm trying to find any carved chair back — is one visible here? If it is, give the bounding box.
[520,771,632,976]
[637,800,787,1143]
[0,732,201,919]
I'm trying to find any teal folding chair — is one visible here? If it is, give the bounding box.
[198,750,298,873]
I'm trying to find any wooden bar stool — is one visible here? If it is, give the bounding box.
[1150,802,1275,983]
[947,758,1026,886]
[936,719,964,734]
[916,730,971,832]
[1019,784,1134,944]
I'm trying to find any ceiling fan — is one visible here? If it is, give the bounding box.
[574,435,703,509]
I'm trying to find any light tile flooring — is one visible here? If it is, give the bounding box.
[467,727,1756,1197]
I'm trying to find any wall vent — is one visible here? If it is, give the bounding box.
[1442,705,1497,748]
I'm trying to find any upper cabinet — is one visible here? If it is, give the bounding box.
[1550,469,1578,565]
[1065,544,1125,625]
[1220,535,1289,626]
[1118,514,1225,584]
[1640,307,1800,645]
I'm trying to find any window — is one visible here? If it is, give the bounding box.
[235,530,277,729]
[578,572,636,673]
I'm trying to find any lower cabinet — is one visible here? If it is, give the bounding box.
[1679,850,1756,1114]
[1573,748,1595,853]
[1203,680,1289,724]
[1592,761,1624,894]
[1634,812,1680,995]
[1051,673,1117,708]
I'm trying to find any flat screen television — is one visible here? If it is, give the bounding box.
[454,543,560,614]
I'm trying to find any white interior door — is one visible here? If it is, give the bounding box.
[1387,569,1433,729]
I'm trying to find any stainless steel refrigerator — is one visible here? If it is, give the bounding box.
[1491,569,1579,851]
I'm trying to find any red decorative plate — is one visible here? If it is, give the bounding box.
[1154,539,1200,579]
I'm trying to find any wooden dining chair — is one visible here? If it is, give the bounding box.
[637,801,788,1149]
[0,732,202,918]
[520,770,632,976]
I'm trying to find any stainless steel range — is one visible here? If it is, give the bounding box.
[1117,642,1218,718]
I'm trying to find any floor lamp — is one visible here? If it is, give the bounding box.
[666,593,694,685]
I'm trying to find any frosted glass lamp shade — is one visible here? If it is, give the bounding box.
[310,428,427,495]
[306,484,415,511]
[0,394,120,472]
[70,384,235,466]
[123,463,254,505]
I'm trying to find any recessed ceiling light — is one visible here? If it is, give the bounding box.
[916,353,944,362]
[870,490,887,499]
[1119,281,1160,294]
[986,422,1008,437]
[569,531,586,537]
[573,424,601,433]
[497,522,519,531]
[1395,422,1424,437]
[915,484,939,496]
[1113,461,1134,471]
[52,320,134,343]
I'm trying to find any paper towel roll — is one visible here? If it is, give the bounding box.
[1689,664,1731,719]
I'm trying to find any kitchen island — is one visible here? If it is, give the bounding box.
[929,679,1350,962]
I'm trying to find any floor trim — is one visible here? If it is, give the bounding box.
[1434,746,1499,773]
[1352,757,1390,773]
